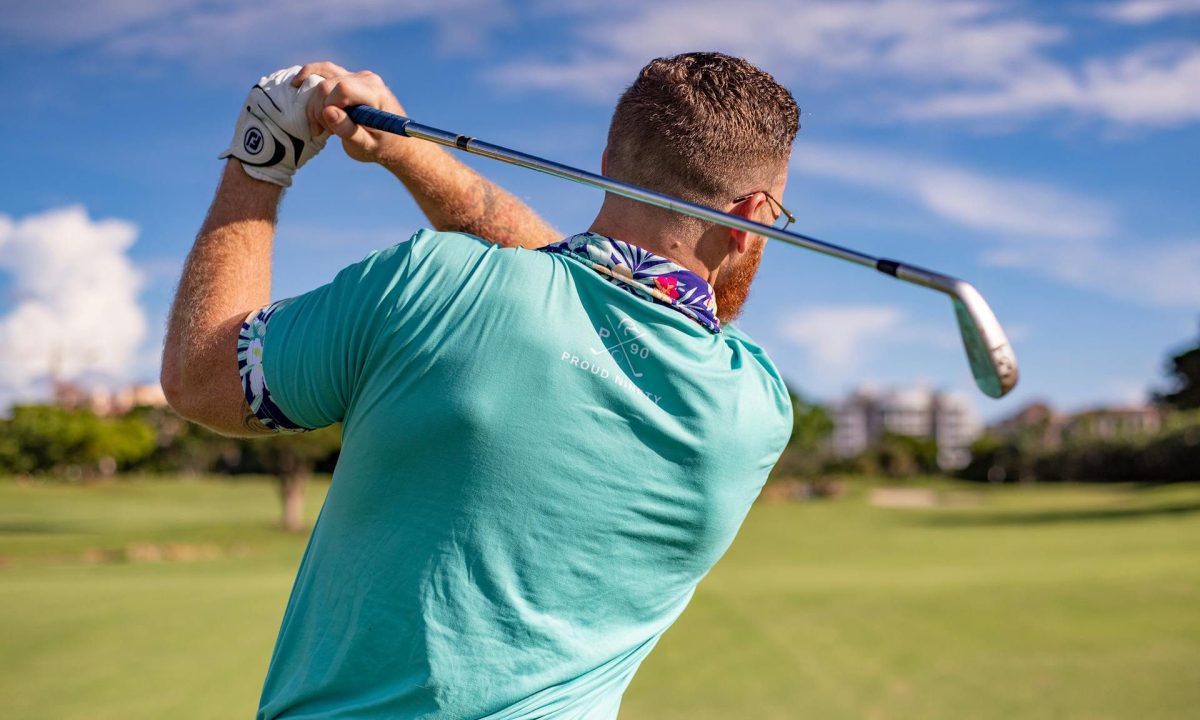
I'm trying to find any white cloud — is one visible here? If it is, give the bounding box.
[0,206,147,406]
[981,237,1200,307]
[907,45,1200,127]
[781,305,903,372]
[486,0,1200,130]
[1098,0,1200,24]
[490,0,1062,101]
[9,2,1198,128]
[779,304,957,382]
[490,58,633,102]
[797,142,1115,240]
[0,0,187,47]
[1,0,509,63]
[795,142,1200,307]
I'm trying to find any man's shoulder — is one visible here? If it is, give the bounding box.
[337,229,540,296]
[338,229,562,328]
[721,324,786,389]
[378,227,491,267]
[375,228,549,276]
[719,323,794,432]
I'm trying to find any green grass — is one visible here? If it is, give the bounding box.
[1,478,1197,719]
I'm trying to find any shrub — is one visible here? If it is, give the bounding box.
[0,405,156,477]
[960,410,1200,484]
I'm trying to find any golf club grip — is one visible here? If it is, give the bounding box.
[346,105,411,137]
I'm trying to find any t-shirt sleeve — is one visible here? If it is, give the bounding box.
[236,233,425,432]
[723,322,795,462]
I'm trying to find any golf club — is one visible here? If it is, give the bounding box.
[345,105,1019,399]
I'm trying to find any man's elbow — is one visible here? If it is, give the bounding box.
[160,355,198,421]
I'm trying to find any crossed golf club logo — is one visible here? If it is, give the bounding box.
[592,316,650,378]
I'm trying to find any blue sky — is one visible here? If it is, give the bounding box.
[1,0,1198,421]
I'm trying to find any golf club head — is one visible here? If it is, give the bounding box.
[950,283,1019,398]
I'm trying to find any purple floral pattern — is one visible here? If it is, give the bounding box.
[539,232,720,333]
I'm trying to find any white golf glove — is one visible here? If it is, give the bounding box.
[220,66,329,187]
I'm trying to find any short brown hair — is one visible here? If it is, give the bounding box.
[606,52,800,208]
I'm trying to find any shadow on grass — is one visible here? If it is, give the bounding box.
[916,501,1200,527]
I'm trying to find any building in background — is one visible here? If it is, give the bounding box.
[989,401,1163,448]
[1064,406,1164,441]
[831,386,982,470]
[990,401,1065,449]
[52,381,167,417]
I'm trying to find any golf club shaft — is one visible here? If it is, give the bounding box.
[346,105,962,297]
[345,104,1018,399]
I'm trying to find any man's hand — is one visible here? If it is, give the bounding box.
[293,62,407,164]
[220,66,330,187]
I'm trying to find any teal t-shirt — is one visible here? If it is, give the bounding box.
[253,230,791,719]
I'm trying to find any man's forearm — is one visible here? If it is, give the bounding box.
[289,63,557,248]
[161,160,280,429]
[374,138,560,249]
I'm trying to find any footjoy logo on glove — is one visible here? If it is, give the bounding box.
[243,127,265,155]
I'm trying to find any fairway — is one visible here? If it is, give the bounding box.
[1,478,1198,719]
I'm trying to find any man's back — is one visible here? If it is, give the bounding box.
[253,230,791,718]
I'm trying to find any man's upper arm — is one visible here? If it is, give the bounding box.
[161,310,275,438]
[237,236,423,434]
[171,228,496,436]
[164,275,374,438]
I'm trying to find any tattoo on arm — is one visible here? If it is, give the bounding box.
[471,181,498,239]
[384,142,557,248]
[460,177,546,247]
[480,181,497,221]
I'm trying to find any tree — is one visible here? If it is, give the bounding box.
[240,427,342,532]
[0,406,155,477]
[91,414,158,474]
[962,433,1026,483]
[771,390,834,479]
[1157,321,1200,410]
[128,406,242,475]
[848,432,940,478]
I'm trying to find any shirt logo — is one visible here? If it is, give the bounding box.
[593,316,650,378]
[559,314,664,408]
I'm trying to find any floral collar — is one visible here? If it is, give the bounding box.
[538,232,720,333]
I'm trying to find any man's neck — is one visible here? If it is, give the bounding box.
[587,214,719,286]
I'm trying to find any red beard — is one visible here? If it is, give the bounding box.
[714,239,765,323]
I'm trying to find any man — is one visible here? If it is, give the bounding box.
[162,52,799,719]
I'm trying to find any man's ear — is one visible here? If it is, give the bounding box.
[601,147,609,176]
[728,193,766,254]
